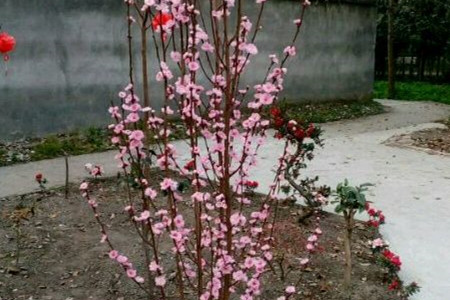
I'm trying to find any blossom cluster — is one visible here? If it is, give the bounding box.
[84,163,104,178]
[109,250,145,284]
[306,217,323,253]
[365,203,385,228]
[382,249,402,271]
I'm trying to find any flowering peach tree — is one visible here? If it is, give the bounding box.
[80,0,322,299]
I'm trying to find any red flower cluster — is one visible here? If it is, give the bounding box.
[269,106,316,143]
[183,160,195,171]
[365,203,385,227]
[383,249,402,270]
[244,180,259,189]
[270,107,284,132]
[270,107,282,118]
[388,279,399,290]
[35,172,43,183]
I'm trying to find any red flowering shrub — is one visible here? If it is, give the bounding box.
[273,105,329,222]
[369,208,420,297]
[35,173,43,183]
[270,105,322,144]
[366,210,418,298]
[365,203,385,228]
[244,180,259,191]
[35,172,47,189]
[382,249,402,270]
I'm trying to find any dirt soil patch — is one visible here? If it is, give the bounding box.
[0,177,403,300]
[410,127,450,154]
[384,124,450,156]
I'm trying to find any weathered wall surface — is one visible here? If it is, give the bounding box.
[0,0,376,140]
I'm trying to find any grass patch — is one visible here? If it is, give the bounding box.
[277,100,385,124]
[374,81,450,105]
[31,127,112,161]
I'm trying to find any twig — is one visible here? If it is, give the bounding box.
[64,155,69,199]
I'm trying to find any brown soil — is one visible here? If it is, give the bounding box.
[410,127,450,154]
[0,177,403,300]
[384,126,450,156]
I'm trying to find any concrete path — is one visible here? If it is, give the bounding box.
[1,99,450,299]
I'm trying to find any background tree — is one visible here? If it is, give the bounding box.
[376,0,450,82]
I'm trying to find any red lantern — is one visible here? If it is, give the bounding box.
[0,32,16,62]
[0,31,15,75]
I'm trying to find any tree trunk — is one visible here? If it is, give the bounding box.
[141,25,150,123]
[344,212,354,289]
[419,48,426,81]
[140,17,152,180]
[64,155,70,199]
[387,0,396,99]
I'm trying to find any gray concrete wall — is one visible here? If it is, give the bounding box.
[0,0,376,140]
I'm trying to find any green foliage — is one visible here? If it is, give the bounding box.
[31,137,69,160]
[280,184,291,195]
[403,282,421,297]
[177,180,190,193]
[374,81,450,104]
[275,100,385,124]
[333,179,373,214]
[85,127,110,149]
[376,0,450,62]
[31,127,112,161]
